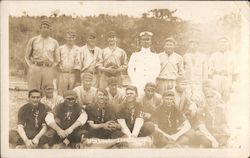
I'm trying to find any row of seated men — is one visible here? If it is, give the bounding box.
[9,73,229,149]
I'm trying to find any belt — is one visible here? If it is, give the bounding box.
[33,62,52,67]
[60,70,74,73]
[214,72,231,76]
[156,77,175,81]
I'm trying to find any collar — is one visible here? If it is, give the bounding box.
[141,47,151,53]
[164,51,174,56]
[109,45,117,51]
[87,45,96,51]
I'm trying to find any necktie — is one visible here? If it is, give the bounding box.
[90,49,94,54]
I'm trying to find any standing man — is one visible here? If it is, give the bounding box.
[128,31,161,96]
[117,85,155,138]
[73,73,97,108]
[156,37,184,95]
[96,31,128,89]
[79,31,102,87]
[208,37,239,102]
[55,28,81,96]
[183,38,208,90]
[106,77,126,112]
[9,89,51,148]
[25,19,59,91]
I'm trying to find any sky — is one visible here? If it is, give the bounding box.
[3,1,243,24]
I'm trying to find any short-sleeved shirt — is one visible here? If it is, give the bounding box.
[52,101,83,129]
[96,46,127,70]
[158,52,184,80]
[18,103,51,132]
[73,86,97,107]
[139,93,162,113]
[153,105,186,135]
[79,45,102,73]
[117,102,143,131]
[55,44,81,72]
[106,87,126,111]
[25,35,59,63]
[40,94,64,109]
[86,103,116,124]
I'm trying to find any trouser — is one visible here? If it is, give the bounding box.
[98,73,122,89]
[212,74,233,102]
[45,127,86,146]
[57,72,76,96]
[27,64,56,91]
[9,130,48,147]
[156,78,176,95]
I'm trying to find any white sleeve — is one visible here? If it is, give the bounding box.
[127,53,136,81]
[77,110,88,125]
[45,112,55,125]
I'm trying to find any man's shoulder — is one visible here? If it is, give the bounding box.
[48,36,58,43]
[28,35,41,43]
[73,86,81,92]
[154,93,162,99]
[90,87,97,92]
[116,47,126,53]
[19,103,32,111]
[173,52,183,58]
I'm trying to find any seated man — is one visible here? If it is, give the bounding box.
[152,91,191,148]
[85,88,123,139]
[117,85,155,138]
[9,89,51,148]
[195,90,230,148]
[138,82,162,116]
[45,90,87,147]
[40,84,64,109]
[73,73,97,108]
[106,77,126,112]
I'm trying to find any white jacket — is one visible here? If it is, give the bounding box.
[128,47,161,94]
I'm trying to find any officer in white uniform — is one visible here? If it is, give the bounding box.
[128,31,161,96]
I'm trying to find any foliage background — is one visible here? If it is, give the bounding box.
[9,9,241,79]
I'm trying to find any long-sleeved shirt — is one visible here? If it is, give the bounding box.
[128,48,161,88]
[55,44,81,72]
[79,45,102,73]
[25,35,59,65]
[158,52,184,80]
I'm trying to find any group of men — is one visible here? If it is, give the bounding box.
[9,19,239,149]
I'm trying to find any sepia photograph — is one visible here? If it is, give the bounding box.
[1,1,249,158]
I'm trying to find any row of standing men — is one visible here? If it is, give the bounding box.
[25,20,239,102]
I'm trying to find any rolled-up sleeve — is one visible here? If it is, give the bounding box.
[77,110,88,125]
